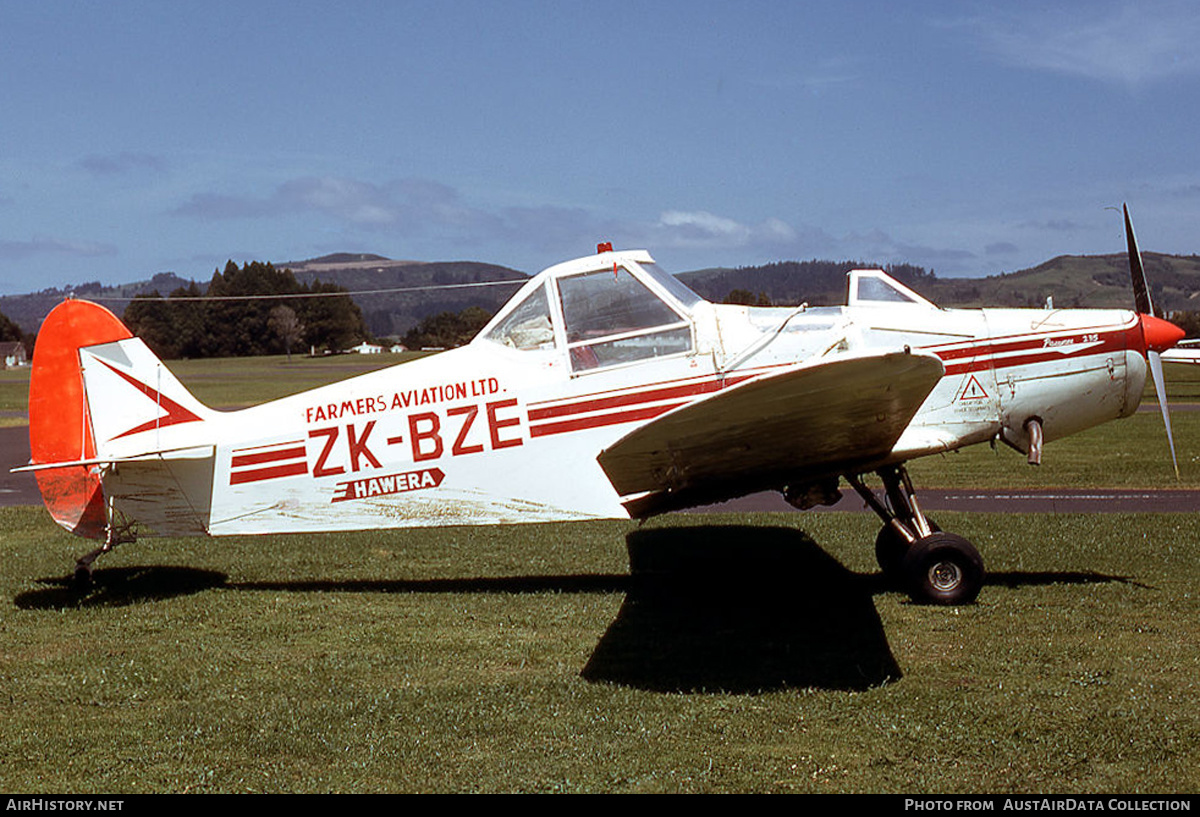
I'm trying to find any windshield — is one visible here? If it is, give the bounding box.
[558,268,683,341]
[557,265,693,372]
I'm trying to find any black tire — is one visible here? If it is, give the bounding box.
[875,519,939,582]
[73,565,93,591]
[901,532,984,605]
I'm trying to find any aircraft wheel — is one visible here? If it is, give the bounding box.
[875,520,939,582]
[73,565,93,590]
[901,532,984,605]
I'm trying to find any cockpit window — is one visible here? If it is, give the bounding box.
[559,267,682,340]
[482,283,555,350]
[568,326,692,371]
[857,277,915,303]
[639,262,704,310]
[558,266,692,372]
[848,270,937,308]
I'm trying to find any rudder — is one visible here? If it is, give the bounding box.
[28,299,133,539]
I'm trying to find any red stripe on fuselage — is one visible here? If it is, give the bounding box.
[526,372,765,437]
[528,373,757,422]
[231,446,307,468]
[530,402,689,438]
[229,461,308,484]
[926,324,1134,375]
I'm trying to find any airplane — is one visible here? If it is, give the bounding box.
[1162,340,1200,365]
[17,206,1186,606]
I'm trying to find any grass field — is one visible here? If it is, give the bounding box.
[1,354,1198,793]
[1,508,1196,793]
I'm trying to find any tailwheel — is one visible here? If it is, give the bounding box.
[73,563,95,590]
[901,532,984,606]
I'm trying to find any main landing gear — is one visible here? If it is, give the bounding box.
[847,465,985,605]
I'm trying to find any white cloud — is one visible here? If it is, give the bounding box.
[652,210,800,249]
[960,3,1200,86]
[78,152,168,176]
[167,174,991,273]
[0,237,117,261]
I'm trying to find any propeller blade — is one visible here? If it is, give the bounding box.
[1125,205,1182,479]
[1125,203,1153,316]
[1147,349,1180,479]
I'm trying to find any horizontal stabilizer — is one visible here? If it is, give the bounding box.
[13,445,215,473]
[598,350,944,516]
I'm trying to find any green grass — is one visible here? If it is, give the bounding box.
[0,367,31,427]
[1,508,1196,793]
[908,408,1200,488]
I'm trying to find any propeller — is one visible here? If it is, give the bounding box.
[1123,204,1185,478]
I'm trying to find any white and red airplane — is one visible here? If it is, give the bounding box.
[19,206,1185,604]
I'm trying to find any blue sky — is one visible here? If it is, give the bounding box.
[3,1,1200,296]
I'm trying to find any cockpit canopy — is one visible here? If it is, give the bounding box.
[480,250,704,373]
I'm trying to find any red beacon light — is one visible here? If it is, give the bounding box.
[597,241,613,254]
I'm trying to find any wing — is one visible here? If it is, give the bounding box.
[597,350,944,517]
[1161,344,1200,365]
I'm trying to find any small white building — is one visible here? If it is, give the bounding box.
[351,342,383,355]
[1,341,27,369]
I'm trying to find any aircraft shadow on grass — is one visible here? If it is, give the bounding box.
[13,525,1138,693]
[16,565,229,610]
[581,525,902,693]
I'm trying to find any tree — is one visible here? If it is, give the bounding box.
[403,306,493,349]
[723,289,772,306]
[268,305,305,361]
[0,309,23,343]
[122,261,371,358]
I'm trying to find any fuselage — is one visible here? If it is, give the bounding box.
[89,251,1155,536]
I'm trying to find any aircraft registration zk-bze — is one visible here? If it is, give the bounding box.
[19,206,1185,605]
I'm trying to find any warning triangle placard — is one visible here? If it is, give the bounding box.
[959,374,989,401]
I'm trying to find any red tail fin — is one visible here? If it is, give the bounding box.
[28,299,133,539]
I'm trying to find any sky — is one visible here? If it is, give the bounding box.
[3,0,1200,296]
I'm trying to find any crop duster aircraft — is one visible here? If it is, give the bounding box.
[18,206,1186,604]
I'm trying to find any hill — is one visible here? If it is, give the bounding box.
[5,250,1200,345]
[0,260,527,340]
[0,272,194,338]
[919,252,1200,312]
[680,252,1200,315]
[282,257,527,338]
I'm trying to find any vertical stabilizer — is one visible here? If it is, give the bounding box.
[28,300,133,538]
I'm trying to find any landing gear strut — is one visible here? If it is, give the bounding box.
[848,464,985,605]
[73,499,137,589]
